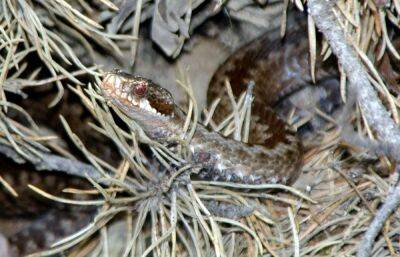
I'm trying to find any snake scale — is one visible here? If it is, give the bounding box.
[1,25,337,256]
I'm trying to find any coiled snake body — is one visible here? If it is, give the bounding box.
[101,28,336,185]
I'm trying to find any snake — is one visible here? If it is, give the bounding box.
[100,27,337,185]
[2,25,338,256]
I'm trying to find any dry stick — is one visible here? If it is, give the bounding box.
[357,177,400,257]
[0,143,142,191]
[0,143,105,182]
[307,0,400,256]
[308,0,400,145]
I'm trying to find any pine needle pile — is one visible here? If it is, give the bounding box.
[1,0,400,257]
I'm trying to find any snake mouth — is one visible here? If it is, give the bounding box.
[101,71,173,118]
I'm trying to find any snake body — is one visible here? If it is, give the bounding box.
[101,27,337,185]
[203,26,337,184]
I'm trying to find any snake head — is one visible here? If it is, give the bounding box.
[101,69,174,118]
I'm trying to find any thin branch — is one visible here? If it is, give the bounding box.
[307,0,400,256]
[0,143,105,181]
[356,175,400,257]
[308,0,400,147]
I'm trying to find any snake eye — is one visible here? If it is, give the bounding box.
[134,82,147,96]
